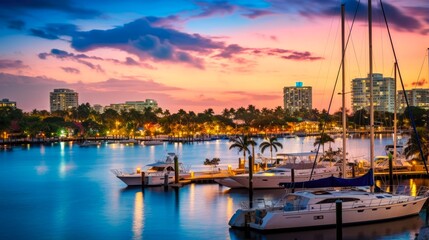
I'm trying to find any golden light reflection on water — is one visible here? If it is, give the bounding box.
[132,191,144,240]
[188,183,195,216]
[226,196,234,218]
[376,178,418,196]
[409,179,417,196]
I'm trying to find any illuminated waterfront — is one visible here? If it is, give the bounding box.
[0,136,428,239]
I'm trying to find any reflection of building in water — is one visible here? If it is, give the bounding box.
[133,192,143,239]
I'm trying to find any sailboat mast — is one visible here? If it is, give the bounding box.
[341,4,347,178]
[393,62,397,162]
[368,0,375,191]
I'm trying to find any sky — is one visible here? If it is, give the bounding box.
[0,0,428,114]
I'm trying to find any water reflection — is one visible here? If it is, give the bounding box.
[132,191,144,240]
[229,214,424,240]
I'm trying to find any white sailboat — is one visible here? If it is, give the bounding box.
[228,2,429,231]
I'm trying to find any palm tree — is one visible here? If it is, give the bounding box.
[259,137,283,169]
[313,133,335,153]
[229,135,256,168]
[404,127,429,166]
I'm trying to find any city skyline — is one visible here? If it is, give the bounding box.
[0,0,428,113]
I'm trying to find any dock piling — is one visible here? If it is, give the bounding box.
[336,200,343,240]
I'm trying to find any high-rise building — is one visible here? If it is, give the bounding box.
[397,88,429,112]
[283,82,312,113]
[351,73,395,113]
[0,98,16,108]
[50,89,79,112]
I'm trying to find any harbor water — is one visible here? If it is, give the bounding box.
[1,135,428,240]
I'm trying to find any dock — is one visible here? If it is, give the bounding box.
[180,170,234,184]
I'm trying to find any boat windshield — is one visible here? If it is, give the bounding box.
[148,166,166,172]
[283,195,309,211]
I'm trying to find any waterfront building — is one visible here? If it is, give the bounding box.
[283,82,312,113]
[351,73,395,113]
[50,89,79,112]
[106,99,158,112]
[0,98,16,108]
[397,89,429,113]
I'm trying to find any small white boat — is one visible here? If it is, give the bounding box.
[118,139,139,144]
[142,140,164,146]
[229,185,429,231]
[78,141,101,147]
[111,153,190,186]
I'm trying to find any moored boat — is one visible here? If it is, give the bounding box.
[111,152,190,186]
[78,140,101,147]
[142,140,164,146]
[228,170,429,230]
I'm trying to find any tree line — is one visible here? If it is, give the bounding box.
[1,103,428,139]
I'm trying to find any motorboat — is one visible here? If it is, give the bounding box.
[78,140,101,147]
[229,163,341,189]
[111,152,190,186]
[229,152,341,189]
[142,140,164,146]
[118,139,139,145]
[229,183,429,231]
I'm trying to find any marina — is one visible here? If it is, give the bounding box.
[1,136,429,239]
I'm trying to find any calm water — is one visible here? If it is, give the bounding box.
[1,136,428,240]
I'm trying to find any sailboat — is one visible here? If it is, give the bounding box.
[228,2,429,231]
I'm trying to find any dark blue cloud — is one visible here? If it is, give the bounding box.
[242,9,275,19]
[30,29,59,40]
[0,0,101,19]
[7,20,25,30]
[39,49,104,72]
[193,1,236,18]
[266,0,423,33]
[32,16,323,68]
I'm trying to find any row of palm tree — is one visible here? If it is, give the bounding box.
[229,135,283,170]
[229,133,336,169]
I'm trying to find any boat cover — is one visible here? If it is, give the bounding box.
[279,169,374,188]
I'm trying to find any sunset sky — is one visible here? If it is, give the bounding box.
[0,0,428,113]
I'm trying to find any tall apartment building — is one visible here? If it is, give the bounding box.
[397,89,429,113]
[0,98,16,108]
[351,73,395,113]
[106,99,158,112]
[283,82,312,113]
[50,89,79,112]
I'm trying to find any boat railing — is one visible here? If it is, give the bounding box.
[296,195,428,213]
[110,168,137,176]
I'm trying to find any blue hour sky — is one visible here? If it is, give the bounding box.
[0,0,428,113]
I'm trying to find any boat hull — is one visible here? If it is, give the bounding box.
[215,178,244,188]
[117,174,188,186]
[231,171,341,189]
[248,198,427,231]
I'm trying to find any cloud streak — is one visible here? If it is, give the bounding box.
[0,59,29,69]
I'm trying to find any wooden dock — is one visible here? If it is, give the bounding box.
[180,170,233,184]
